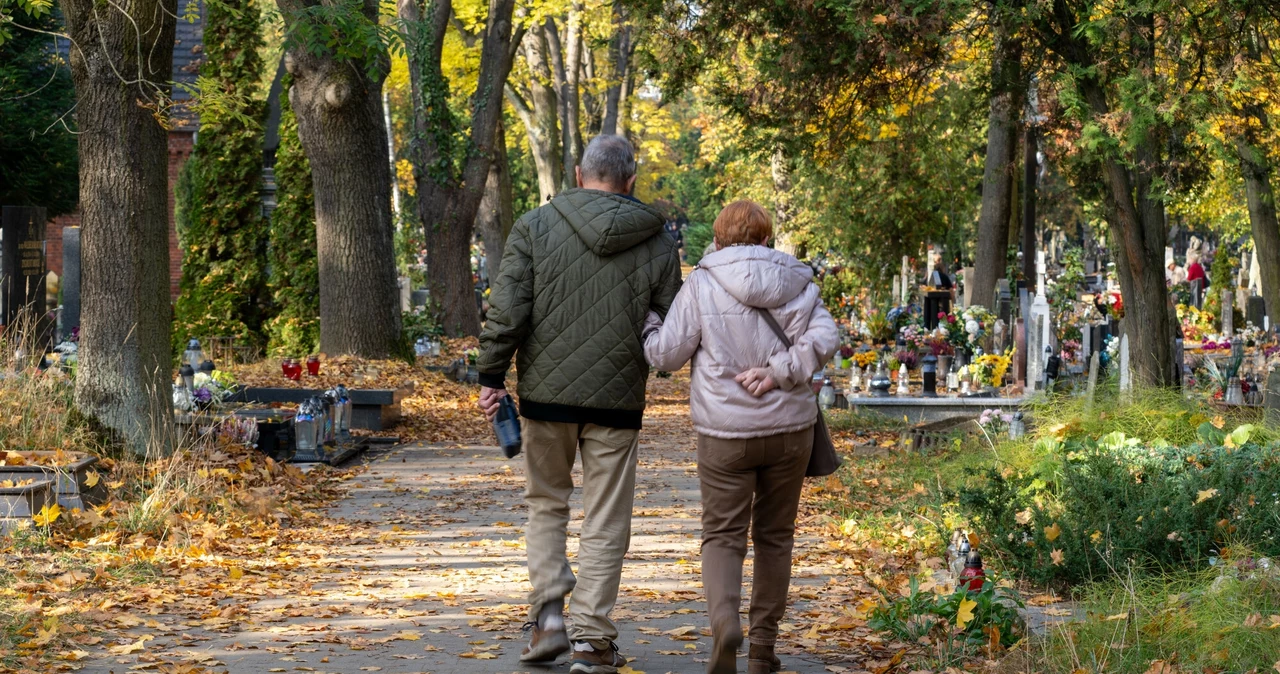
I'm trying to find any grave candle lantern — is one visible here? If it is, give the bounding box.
[818,378,836,409]
[183,338,204,371]
[179,363,195,391]
[306,354,321,376]
[921,354,938,397]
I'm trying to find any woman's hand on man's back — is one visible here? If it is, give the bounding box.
[735,368,778,397]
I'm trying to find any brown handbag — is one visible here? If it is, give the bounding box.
[754,308,842,478]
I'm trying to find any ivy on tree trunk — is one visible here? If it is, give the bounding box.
[59,0,177,454]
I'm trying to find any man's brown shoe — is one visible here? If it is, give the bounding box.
[520,620,570,663]
[569,641,627,674]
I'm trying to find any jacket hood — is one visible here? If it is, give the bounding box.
[699,245,814,309]
[551,188,667,256]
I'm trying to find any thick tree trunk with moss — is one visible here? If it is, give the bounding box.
[969,14,1024,310]
[60,0,176,455]
[1238,136,1280,325]
[278,0,402,358]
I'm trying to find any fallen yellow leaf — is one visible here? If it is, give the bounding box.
[955,597,977,630]
[1044,522,1061,542]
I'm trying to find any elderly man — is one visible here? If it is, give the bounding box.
[478,135,682,674]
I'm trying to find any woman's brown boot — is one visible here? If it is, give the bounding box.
[747,643,781,674]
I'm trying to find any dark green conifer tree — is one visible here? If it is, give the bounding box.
[265,76,320,356]
[172,0,268,353]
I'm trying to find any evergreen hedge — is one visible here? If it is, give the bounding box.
[172,0,269,355]
[265,75,319,357]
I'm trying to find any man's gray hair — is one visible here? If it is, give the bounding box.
[579,135,637,189]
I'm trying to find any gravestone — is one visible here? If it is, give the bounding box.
[1085,351,1101,412]
[996,279,1012,328]
[1247,295,1266,329]
[892,276,901,306]
[1027,314,1045,391]
[60,226,80,341]
[900,255,911,306]
[1014,318,1026,386]
[961,267,975,308]
[1221,290,1234,335]
[397,276,411,312]
[1266,369,1280,427]
[0,206,47,327]
[1173,337,1185,385]
[1190,279,1203,309]
[1118,334,1131,395]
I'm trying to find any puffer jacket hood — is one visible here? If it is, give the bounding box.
[699,245,815,309]
[552,188,667,256]
[643,245,839,440]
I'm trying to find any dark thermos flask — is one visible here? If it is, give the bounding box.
[494,396,522,458]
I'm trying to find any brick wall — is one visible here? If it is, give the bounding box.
[46,130,194,300]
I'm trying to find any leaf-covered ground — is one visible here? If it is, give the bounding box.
[4,369,1001,674]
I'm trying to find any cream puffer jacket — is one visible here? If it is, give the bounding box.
[643,245,839,439]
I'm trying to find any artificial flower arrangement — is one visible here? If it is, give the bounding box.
[854,350,879,369]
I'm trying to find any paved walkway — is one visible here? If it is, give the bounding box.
[75,441,858,674]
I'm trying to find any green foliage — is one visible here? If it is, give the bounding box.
[960,428,1280,586]
[0,11,78,215]
[868,576,1024,658]
[1020,567,1280,673]
[265,74,319,357]
[682,223,713,266]
[401,308,441,344]
[173,0,269,355]
[281,0,400,82]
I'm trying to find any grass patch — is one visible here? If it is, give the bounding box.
[1007,556,1280,673]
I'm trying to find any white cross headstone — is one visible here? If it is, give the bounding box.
[892,277,901,306]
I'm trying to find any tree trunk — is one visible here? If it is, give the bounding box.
[1081,78,1175,387]
[477,118,515,281]
[60,0,176,455]
[770,148,800,256]
[1238,137,1280,322]
[407,0,520,337]
[601,8,633,136]
[279,0,402,358]
[969,15,1024,309]
[545,13,583,189]
[506,26,560,202]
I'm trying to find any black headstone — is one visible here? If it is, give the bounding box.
[1247,295,1266,330]
[0,206,47,328]
[61,226,80,341]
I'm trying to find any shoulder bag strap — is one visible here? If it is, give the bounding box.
[754,307,793,350]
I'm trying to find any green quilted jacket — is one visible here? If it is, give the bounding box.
[478,188,682,429]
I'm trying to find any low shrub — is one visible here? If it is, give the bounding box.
[960,424,1280,586]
